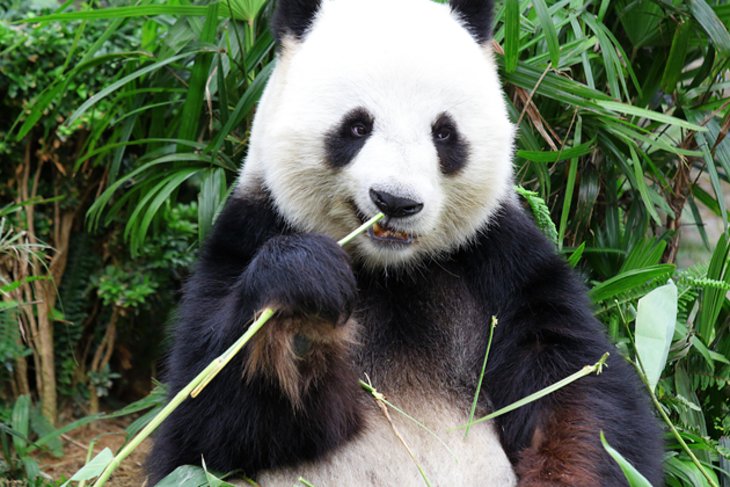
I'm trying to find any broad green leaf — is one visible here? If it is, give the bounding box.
[600,431,653,487]
[30,406,63,457]
[635,280,677,392]
[60,448,113,486]
[503,0,520,73]
[689,0,730,56]
[156,465,209,487]
[661,21,691,93]
[11,395,30,453]
[226,0,267,21]
[202,457,236,487]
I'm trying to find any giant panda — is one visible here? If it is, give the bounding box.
[147,0,664,485]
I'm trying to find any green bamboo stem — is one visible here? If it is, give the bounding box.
[92,212,384,487]
[459,352,609,429]
[464,316,497,438]
[632,361,718,487]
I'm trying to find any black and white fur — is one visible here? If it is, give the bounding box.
[148,0,663,485]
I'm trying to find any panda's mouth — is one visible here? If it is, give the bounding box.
[367,221,415,245]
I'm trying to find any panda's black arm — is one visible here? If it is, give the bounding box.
[467,206,663,486]
[147,194,362,484]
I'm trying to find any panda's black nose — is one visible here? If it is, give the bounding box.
[369,189,424,218]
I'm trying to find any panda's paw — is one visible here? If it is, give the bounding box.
[242,233,357,324]
[240,234,359,404]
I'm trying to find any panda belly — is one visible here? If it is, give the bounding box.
[255,396,517,486]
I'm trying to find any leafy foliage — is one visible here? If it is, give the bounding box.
[1,0,729,485]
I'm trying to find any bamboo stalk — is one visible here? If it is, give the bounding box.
[459,352,609,429]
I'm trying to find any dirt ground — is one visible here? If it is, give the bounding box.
[33,415,150,486]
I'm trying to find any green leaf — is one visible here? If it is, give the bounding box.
[503,0,520,72]
[689,0,730,56]
[19,5,210,23]
[64,51,194,130]
[558,116,582,248]
[202,457,236,487]
[198,168,229,244]
[635,280,677,392]
[600,431,653,487]
[156,465,209,487]
[516,139,594,163]
[532,0,560,67]
[11,395,31,453]
[515,186,558,245]
[595,101,707,132]
[60,448,114,486]
[589,265,675,304]
[567,242,586,268]
[660,21,692,93]
[177,3,219,148]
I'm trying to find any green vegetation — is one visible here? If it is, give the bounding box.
[1,0,729,485]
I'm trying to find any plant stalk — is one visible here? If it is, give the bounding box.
[460,352,609,429]
[464,316,497,438]
[633,362,718,487]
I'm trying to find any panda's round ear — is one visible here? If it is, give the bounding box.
[449,0,494,44]
[271,0,322,44]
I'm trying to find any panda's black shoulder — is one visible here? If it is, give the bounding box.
[459,201,586,307]
[194,187,289,282]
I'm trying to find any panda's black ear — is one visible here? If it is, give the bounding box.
[449,0,494,44]
[271,0,322,43]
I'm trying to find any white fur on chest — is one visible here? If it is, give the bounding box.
[255,396,516,487]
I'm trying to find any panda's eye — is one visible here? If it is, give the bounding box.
[434,127,452,143]
[350,122,370,138]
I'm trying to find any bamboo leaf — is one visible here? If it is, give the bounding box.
[589,265,675,304]
[689,0,730,56]
[660,21,691,93]
[64,51,195,130]
[532,0,560,67]
[177,3,219,148]
[635,280,677,392]
[600,432,653,487]
[516,139,594,163]
[19,5,210,23]
[596,100,707,132]
[60,448,113,486]
[503,0,520,73]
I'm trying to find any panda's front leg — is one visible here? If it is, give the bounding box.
[147,233,364,484]
[240,233,361,407]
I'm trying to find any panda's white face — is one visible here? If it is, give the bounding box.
[238,0,514,268]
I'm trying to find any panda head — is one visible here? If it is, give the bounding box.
[237,0,514,269]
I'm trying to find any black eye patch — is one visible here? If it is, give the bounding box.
[432,113,469,175]
[325,107,374,168]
